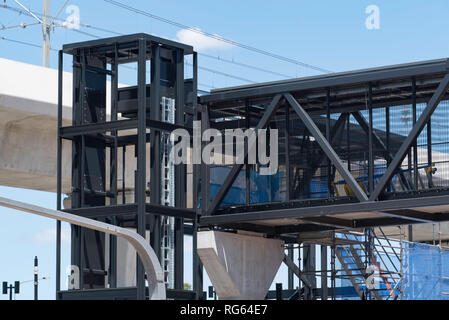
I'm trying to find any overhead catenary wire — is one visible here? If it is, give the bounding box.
[0,36,218,91]
[103,0,333,74]
[1,5,301,81]
[198,52,293,79]
[2,4,329,87]
[0,35,55,50]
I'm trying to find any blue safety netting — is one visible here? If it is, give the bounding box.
[402,242,449,300]
[208,166,283,207]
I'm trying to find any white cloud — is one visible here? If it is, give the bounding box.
[33,228,71,244]
[175,28,233,51]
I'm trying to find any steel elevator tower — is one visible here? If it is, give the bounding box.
[56,34,200,300]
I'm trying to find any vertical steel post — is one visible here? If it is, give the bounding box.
[287,246,294,290]
[136,38,147,300]
[346,115,351,171]
[276,283,283,300]
[321,246,328,300]
[368,83,374,194]
[285,103,291,201]
[412,77,418,190]
[150,44,161,260]
[193,217,203,299]
[192,51,203,299]
[386,107,391,192]
[331,232,336,300]
[56,50,63,297]
[174,49,185,290]
[201,106,211,213]
[245,101,251,204]
[326,89,331,197]
[109,43,119,289]
[427,114,433,188]
[303,244,316,296]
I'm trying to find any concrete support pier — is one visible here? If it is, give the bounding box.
[197,231,284,300]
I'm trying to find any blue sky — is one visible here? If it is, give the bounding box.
[1,0,449,299]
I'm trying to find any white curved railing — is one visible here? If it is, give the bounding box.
[0,196,166,300]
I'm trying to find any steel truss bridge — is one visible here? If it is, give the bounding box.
[50,33,449,299]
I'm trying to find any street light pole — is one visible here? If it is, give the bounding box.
[34,256,38,300]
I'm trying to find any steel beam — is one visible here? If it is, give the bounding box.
[300,216,354,229]
[374,209,444,223]
[370,72,449,200]
[201,59,449,103]
[200,194,449,225]
[352,111,411,190]
[206,94,283,215]
[283,254,313,289]
[60,119,189,139]
[284,93,368,202]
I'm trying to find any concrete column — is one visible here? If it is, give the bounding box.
[197,231,284,300]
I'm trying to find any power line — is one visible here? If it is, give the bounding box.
[0,21,40,31]
[0,35,56,50]
[103,0,333,74]
[0,36,216,91]
[71,25,256,84]
[198,53,293,79]
[186,61,256,84]
[1,5,296,80]
[0,36,216,92]
[1,5,281,85]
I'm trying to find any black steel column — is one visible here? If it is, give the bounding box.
[303,244,316,293]
[321,245,328,300]
[287,246,294,290]
[109,44,119,289]
[368,83,374,194]
[285,103,291,201]
[245,101,251,204]
[331,232,336,300]
[56,50,63,296]
[386,107,391,192]
[201,106,211,213]
[174,49,185,290]
[193,217,203,299]
[150,44,162,261]
[136,38,147,300]
[192,52,203,299]
[412,77,418,190]
[326,89,331,197]
[427,114,433,188]
[346,115,351,171]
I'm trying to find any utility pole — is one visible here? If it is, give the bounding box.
[34,256,38,300]
[7,0,73,67]
[41,0,50,67]
[10,0,51,67]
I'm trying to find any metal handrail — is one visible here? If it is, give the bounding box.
[0,196,166,300]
